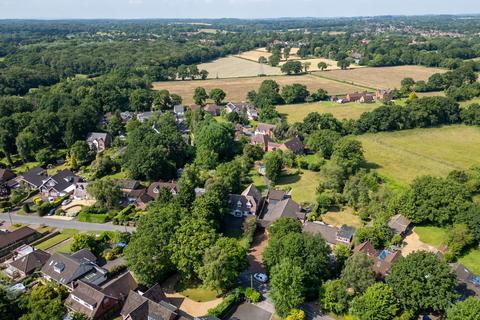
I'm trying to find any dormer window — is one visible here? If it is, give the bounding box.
[153,187,159,194]
[54,262,65,273]
[237,201,242,208]
[246,202,252,208]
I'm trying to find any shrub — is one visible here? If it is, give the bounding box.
[308,162,322,172]
[33,197,43,206]
[78,212,109,223]
[37,202,54,216]
[22,203,31,213]
[54,208,63,216]
[245,287,261,303]
[208,288,244,318]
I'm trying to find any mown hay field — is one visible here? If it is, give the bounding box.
[315,65,446,90]
[277,100,383,123]
[357,125,480,186]
[154,74,366,104]
[235,47,300,62]
[197,56,282,78]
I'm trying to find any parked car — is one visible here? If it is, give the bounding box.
[47,208,56,216]
[61,198,71,206]
[253,273,268,283]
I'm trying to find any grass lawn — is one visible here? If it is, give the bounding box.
[35,229,79,250]
[277,100,382,123]
[276,169,321,204]
[414,226,448,249]
[321,208,363,228]
[357,125,480,186]
[249,168,268,193]
[458,249,480,275]
[52,240,73,253]
[175,279,220,302]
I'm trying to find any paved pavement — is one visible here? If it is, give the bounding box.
[0,212,135,232]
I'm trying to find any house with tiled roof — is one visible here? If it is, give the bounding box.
[0,227,40,258]
[39,169,81,199]
[121,284,184,320]
[255,123,277,136]
[251,134,280,152]
[65,272,138,320]
[302,222,356,247]
[86,132,112,153]
[280,136,304,154]
[228,184,264,218]
[18,167,48,190]
[6,249,50,279]
[388,214,412,236]
[41,249,107,290]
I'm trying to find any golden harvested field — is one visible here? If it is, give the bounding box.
[280,58,363,71]
[236,47,300,62]
[154,75,366,104]
[197,56,282,78]
[357,125,480,186]
[315,65,446,90]
[278,101,382,123]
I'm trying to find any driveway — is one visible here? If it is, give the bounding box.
[401,231,438,257]
[0,212,135,232]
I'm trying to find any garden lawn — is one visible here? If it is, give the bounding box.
[277,100,382,123]
[277,169,321,204]
[52,240,73,253]
[175,280,220,303]
[458,249,480,275]
[414,226,448,249]
[357,125,480,186]
[35,229,79,250]
[321,208,363,228]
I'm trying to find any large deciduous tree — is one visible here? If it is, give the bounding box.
[270,259,305,318]
[198,237,247,291]
[125,202,184,285]
[386,251,458,312]
[340,253,376,294]
[446,297,480,320]
[350,283,399,320]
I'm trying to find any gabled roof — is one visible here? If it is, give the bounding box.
[242,184,262,205]
[302,222,338,244]
[87,132,110,142]
[282,136,304,153]
[0,168,16,182]
[251,134,274,146]
[147,181,179,200]
[66,280,116,319]
[41,249,99,286]
[263,198,301,223]
[42,169,80,193]
[116,179,140,190]
[121,285,178,320]
[19,167,47,188]
[256,123,277,133]
[354,241,378,258]
[173,105,185,113]
[102,271,138,300]
[388,214,411,234]
[337,225,356,241]
[0,226,38,249]
[9,249,50,275]
[268,189,286,202]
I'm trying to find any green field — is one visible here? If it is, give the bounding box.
[414,226,448,248]
[277,101,382,123]
[459,249,480,275]
[357,125,480,186]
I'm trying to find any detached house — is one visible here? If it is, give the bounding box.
[87,132,112,153]
[280,136,304,154]
[18,167,48,190]
[39,169,81,199]
[41,249,107,290]
[255,123,277,136]
[262,198,303,226]
[121,284,185,320]
[376,89,393,102]
[302,222,356,247]
[0,168,16,185]
[354,241,401,279]
[0,227,40,258]
[65,272,138,320]
[6,249,50,279]
[147,181,179,200]
[251,134,279,152]
[388,214,412,237]
[228,184,263,217]
[225,102,258,120]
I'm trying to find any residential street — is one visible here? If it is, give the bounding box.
[0,212,136,232]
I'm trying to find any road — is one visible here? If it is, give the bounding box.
[0,212,136,232]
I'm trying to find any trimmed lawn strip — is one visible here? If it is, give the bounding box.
[321,208,363,229]
[175,279,220,303]
[276,169,321,204]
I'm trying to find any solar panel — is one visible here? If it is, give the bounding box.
[472,276,480,286]
[378,250,389,260]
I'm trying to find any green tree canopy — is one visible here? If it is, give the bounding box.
[386,251,458,312]
[124,202,184,285]
[306,129,342,159]
[350,283,399,320]
[198,237,248,291]
[340,253,376,294]
[209,88,226,105]
[446,297,480,320]
[270,259,305,318]
[268,217,302,240]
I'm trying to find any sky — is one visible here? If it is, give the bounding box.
[0,0,480,19]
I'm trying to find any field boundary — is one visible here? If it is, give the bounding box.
[310,72,376,91]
